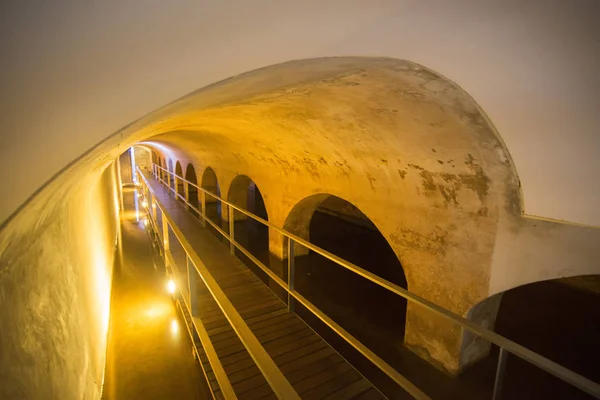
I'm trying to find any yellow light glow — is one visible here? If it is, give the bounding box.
[144,303,170,319]
[143,218,148,226]
[171,319,179,336]
[167,279,176,294]
[142,200,148,208]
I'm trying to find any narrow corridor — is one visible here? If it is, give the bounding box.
[102,187,211,400]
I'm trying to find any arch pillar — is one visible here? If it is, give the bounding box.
[275,192,503,375]
[223,175,255,222]
[199,167,223,223]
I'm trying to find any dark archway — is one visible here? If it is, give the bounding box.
[175,161,184,202]
[185,163,199,218]
[201,167,221,225]
[151,152,157,176]
[484,276,600,399]
[283,194,408,367]
[158,158,164,181]
[227,175,270,281]
[167,159,175,191]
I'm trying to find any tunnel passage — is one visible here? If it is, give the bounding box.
[200,167,221,225]
[175,161,184,202]
[226,175,271,282]
[185,163,199,217]
[284,194,409,365]
[5,55,600,399]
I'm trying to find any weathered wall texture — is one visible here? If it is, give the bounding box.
[1,57,598,392]
[490,217,600,296]
[0,162,119,399]
[138,58,598,373]
[3,1,600,230]
[140,57,523,373]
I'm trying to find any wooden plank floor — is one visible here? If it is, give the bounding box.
[145,172,386,400]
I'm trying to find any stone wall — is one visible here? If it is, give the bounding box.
[0,162,119,399]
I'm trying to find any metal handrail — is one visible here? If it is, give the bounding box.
[165,250,237,399]
[138,169,301,400]
[138,184,234,399]
[150,163,600,399]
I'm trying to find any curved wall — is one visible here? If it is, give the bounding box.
[1,45,599,393]
[2,0,600,228]
[0,159,119,399]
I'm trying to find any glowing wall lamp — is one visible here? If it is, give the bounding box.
[171,319,179,336]
[166,279,176,295]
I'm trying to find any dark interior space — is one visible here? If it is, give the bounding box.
[294,198,408,361]
[159,168,600,400]
[486,278,600,400]
[215,192,600,399]
[175,161,185,203]
[168,159,175,191]
[230,180,272,284]
[200,167,222,228]
[185,164,199,218]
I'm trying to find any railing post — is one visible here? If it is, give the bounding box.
[187,255,198,315]
[162,213,170,259]
[200,191,206,227]
[184,181,190,209]
[228,204,235,255]
[287,238,296,313]
[492,348,508,400]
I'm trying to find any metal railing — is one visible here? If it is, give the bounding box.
[146,163,600,400]
[138,169,300,400]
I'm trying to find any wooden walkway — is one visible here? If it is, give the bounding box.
[145,172,385,400]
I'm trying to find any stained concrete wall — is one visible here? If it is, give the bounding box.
[137,58,520,373]
[2,1,600,230]
[490,217,600,296]
[134,58,599,374]
[0,162,119,399]
[0,54,598,395]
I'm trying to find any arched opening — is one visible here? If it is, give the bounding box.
[482,276,600,399]
[132,146,151,172]
[167,159,174,191]
[175,161,184,202]
[157,158,164,181]
[150,152,157,175]
[185,163,199,218]
[200,167,221,225]
[284,194,408,367]
[227,175,270,280]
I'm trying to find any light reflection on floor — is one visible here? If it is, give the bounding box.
[102,184,210,400]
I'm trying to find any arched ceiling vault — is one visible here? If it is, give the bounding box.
[134,57,522,313]
[140,57,520,219]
